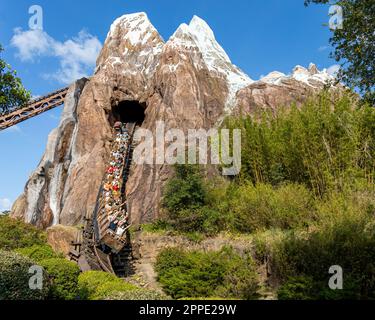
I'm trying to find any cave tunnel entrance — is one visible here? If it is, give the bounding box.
[111,100,146,126]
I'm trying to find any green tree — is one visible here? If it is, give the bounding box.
[0,45,30,114]
[305,0,374,104]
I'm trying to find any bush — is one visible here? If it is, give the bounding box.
[0,216,46,250]
[277,276,317,300]
[104,289,169,300]
[216,248,260,300]
[15,244,59,263]
[78,271,137,300]
[229,183,316,233]
[39,258,80,300]
[94,281,138,300]
[271,201,375,300]
[155,248,225,299]
[162,164,206,215]
[78,271,119,299]
[0,250,49,300]
[161,165,230,235]
[155,247,259,300]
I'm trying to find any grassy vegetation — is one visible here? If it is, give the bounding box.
[0,250,50,300]
[155,247,259,300]
[229,93,374,196]
[104,289,169,300]
[15,244,62,263]
[39,258,81,300]
[154,92,375,300]
[0,215,46,250]
[78,271,138,300]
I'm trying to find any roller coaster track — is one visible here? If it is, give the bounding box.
[0,87,69,131]
[70,122,137,275]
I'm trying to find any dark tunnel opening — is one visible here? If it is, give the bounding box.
[111,100,146,126]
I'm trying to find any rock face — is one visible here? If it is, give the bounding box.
[12,13,338,228]
[234,63,339,115]
[46,225,79,257]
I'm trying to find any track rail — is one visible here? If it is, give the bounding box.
[71,122,137,274]
[0,87,69,131]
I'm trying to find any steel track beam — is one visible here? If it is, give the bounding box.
[0,87,69,131]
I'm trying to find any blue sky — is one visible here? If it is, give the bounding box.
[0,0,335,211]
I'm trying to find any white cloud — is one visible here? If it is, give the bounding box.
[11,28,102,84]
[0,198,12,211]
[11,28,53,61]
[327,64,340,77]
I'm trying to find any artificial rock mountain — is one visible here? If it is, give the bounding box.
[11,13,338,228]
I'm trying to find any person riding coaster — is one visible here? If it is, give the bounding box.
[96,121,134,250]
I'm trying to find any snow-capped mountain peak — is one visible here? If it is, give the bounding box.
[107,12,163,47]
[98,12,164,79]
[169,15,253,111]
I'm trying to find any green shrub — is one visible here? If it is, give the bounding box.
[0,250,49,300]
[104,289,168,300]
[161,165,230,235]
[94,280,137,300]
[155,247,259,300]
[15,244,59,263]
[39,258,80,300]
[229,183,316,233]
[78,270,137,300]
[277,276,317,300]
[162,164,206,215]
[0,216,46,250]
[271,202,375,300]
[216,248,260,300]
[155,248,225,299]
[78,271,119,299]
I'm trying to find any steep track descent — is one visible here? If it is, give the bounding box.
[70,122,137,275]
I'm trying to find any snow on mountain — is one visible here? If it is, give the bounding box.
[260,63,335,87]
[107,12,163,46]
[168,15,254,111]
[99,12,164,80]
[102,14,336,109]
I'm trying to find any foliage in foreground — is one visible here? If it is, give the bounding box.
[156,92,375,300]
[39,258,81,300]
[78,271,138,300]
[0,250,50,300]
[104,289,169,300]
[255,192,375,300]
[0,216,46,251]
[15,244,61,263]
[155,247,259,300]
